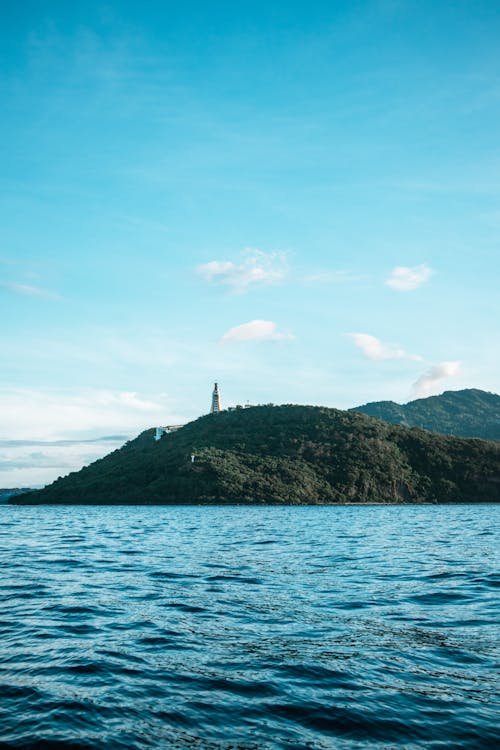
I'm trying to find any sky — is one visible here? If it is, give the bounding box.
[1,0,499,486]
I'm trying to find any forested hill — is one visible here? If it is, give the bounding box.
[351,389,500,441]
[14,405,500,505]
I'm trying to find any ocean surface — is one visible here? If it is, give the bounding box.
[0,505,498,750]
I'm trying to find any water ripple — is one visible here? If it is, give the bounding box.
[0,504,498,749]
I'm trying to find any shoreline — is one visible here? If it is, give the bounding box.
[6,500,499,507]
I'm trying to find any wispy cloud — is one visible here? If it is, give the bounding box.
[348,333,422,361]
[385,264,433,291]
[1,436,128,448]
[0,385,187,485]
[4,283,63,300]
[220,320,294,344]
[0,436,129,488]
[411,361,461,398]
[94,391,162,411]
[0,387,176,442]
[197,249,288,292]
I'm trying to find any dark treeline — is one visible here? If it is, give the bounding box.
[14,404,500,505]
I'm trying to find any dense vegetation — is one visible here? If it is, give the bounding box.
[351,389,500,440]
[14,405,500,505]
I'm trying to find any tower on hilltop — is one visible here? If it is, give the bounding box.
[210,382,221,414]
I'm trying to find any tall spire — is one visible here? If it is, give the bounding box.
[210,382,221,414]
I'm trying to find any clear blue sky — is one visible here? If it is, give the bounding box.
[1,0,499,485]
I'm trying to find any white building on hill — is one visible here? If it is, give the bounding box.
[154,425,183,441]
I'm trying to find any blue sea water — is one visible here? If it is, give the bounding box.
[0,504,498,750]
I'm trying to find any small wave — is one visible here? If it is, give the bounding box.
[409,591,472,605]
[0,683,46,701]
[208,574,262,584]
[164,602,206,613]
[0,504,498,750]
[149,571,199,580]
[252,540,277,545]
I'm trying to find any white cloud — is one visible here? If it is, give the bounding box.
[0,385,183,487]
[0,437,128,489]
[385,264,433,291]
[3,282,63,300]
[0,387,181,442]
[348,333,422,362]
[220,320,294,344]
[93,391,162,411]
[197,249,288,292]
[411,361,461,398]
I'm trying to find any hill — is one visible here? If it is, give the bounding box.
[351,389,500,440]
[13,405,500,505]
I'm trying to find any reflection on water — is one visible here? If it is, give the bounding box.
[0,504,498,749]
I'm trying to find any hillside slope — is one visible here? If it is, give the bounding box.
[14,405,500,505]
[351,389,500,440]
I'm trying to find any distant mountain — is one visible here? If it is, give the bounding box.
[0,488,32,503]
[13,404,500,505]
[351,389,500,441]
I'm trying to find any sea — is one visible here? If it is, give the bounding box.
[0,504,498,750]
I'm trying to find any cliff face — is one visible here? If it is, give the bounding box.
[351,389,500,441]
[13,405,500,505]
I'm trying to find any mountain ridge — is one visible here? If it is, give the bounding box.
[351,388,500,441]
